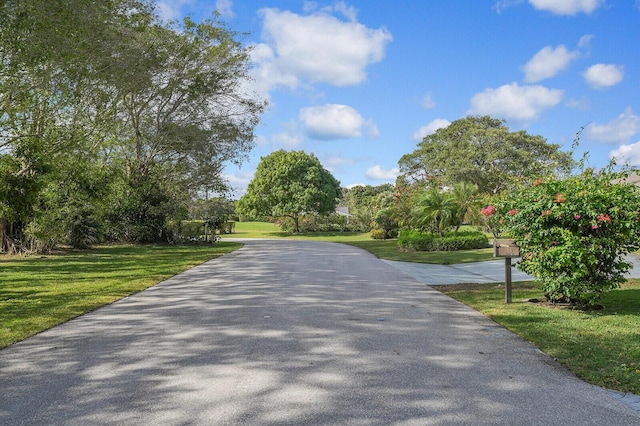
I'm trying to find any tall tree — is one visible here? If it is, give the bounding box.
[0,2,266,249]
[0,0,151,251]
[237,150,341,232]
[398,116,573,194]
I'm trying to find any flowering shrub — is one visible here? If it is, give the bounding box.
[478,195,507,238]
[498,170,640,306]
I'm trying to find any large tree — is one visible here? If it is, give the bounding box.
[0,0,151,251]
[0,1,266,250]
[237,150,341,232]
[398,116,573,194]
[103,16,266,241]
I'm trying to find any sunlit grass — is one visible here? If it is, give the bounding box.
[0,243,241,348]
[438,280,640,394]
[225,221,496,264]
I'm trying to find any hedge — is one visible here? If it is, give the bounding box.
[398,230,488,251]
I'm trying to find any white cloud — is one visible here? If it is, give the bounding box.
[322,155,355,174]
[155,0,193,21]
[422,93,436,109]
[412,119,451,141]
[565,97,591,110]
[587,108,640,144]
[528,0,605,15]
[215,0,235,18]
[365,120,380,139]
[522,45,579,82]
[365,165,400,181]
[346,183,366,189]
[271,120,305,148]
[252,7,392,93]
[224,171,254,197]
[325,156,355,168]
[493,0,525,13]
[583,64,624,89]
[299,104,367,140]
[578,34,594,49]
[468,83,563,121]
[610,141,640,166]
[307,1,359,22]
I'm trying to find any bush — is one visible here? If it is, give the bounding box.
[495,169,640,306]
[370,229,387,239]
[398,230,433,250]
[398,230,487,251]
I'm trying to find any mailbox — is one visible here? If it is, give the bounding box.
[493,239,520,258]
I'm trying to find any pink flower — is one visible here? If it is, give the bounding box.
[592,224,599,230]
[574,214,581,220]
[481,205,495,216]
[508,209,517,216]
[596,213,611,223]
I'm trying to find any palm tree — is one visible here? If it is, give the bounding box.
[412,182,479,236]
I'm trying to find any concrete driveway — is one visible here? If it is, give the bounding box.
[1,240,638,425]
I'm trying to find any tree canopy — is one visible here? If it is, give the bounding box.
[236,150,341,232]
[398,116,574,194]
[0,0,266,252]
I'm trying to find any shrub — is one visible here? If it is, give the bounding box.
[398,230,487,251]
[398,230,433,250]
[495,169,640,307]
[370,229,387,240]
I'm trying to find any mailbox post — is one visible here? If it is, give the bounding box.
[493,239,520,303]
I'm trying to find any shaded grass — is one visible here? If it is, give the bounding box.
[438,280,640,394]
[0,243,241,348]
[226,221,496,264]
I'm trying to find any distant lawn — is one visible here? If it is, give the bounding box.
[438,280,640,395]
[225,221,496,264]
[0,243,241,348]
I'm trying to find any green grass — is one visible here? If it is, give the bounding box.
[0,243,241,348]
[225,221,496,264]
[438,280,640,394]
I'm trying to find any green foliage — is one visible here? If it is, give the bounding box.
[399,116,573,194]
[410,181,479,236]
[274,214,360,233]
[398,230,434,251]
[494,169,640,306]
[236,150,341,232]
[398,230,488,252]
[371,207,398,239]
[341,184,394,231]
[0,2,266,252]
[370,229,387,240]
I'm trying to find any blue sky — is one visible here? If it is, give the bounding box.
[157,0,640,196]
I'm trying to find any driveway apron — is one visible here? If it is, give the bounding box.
[1,240,638,425]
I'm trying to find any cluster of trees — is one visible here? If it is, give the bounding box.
[238,116,573,239]
[391,115,573,237]
[0,0,265,253]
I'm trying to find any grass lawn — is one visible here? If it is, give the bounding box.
[0,243,241,348]
[225,221,496,264]
[438,280,640,394]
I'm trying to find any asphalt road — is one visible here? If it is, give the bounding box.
[1,240,638,425]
